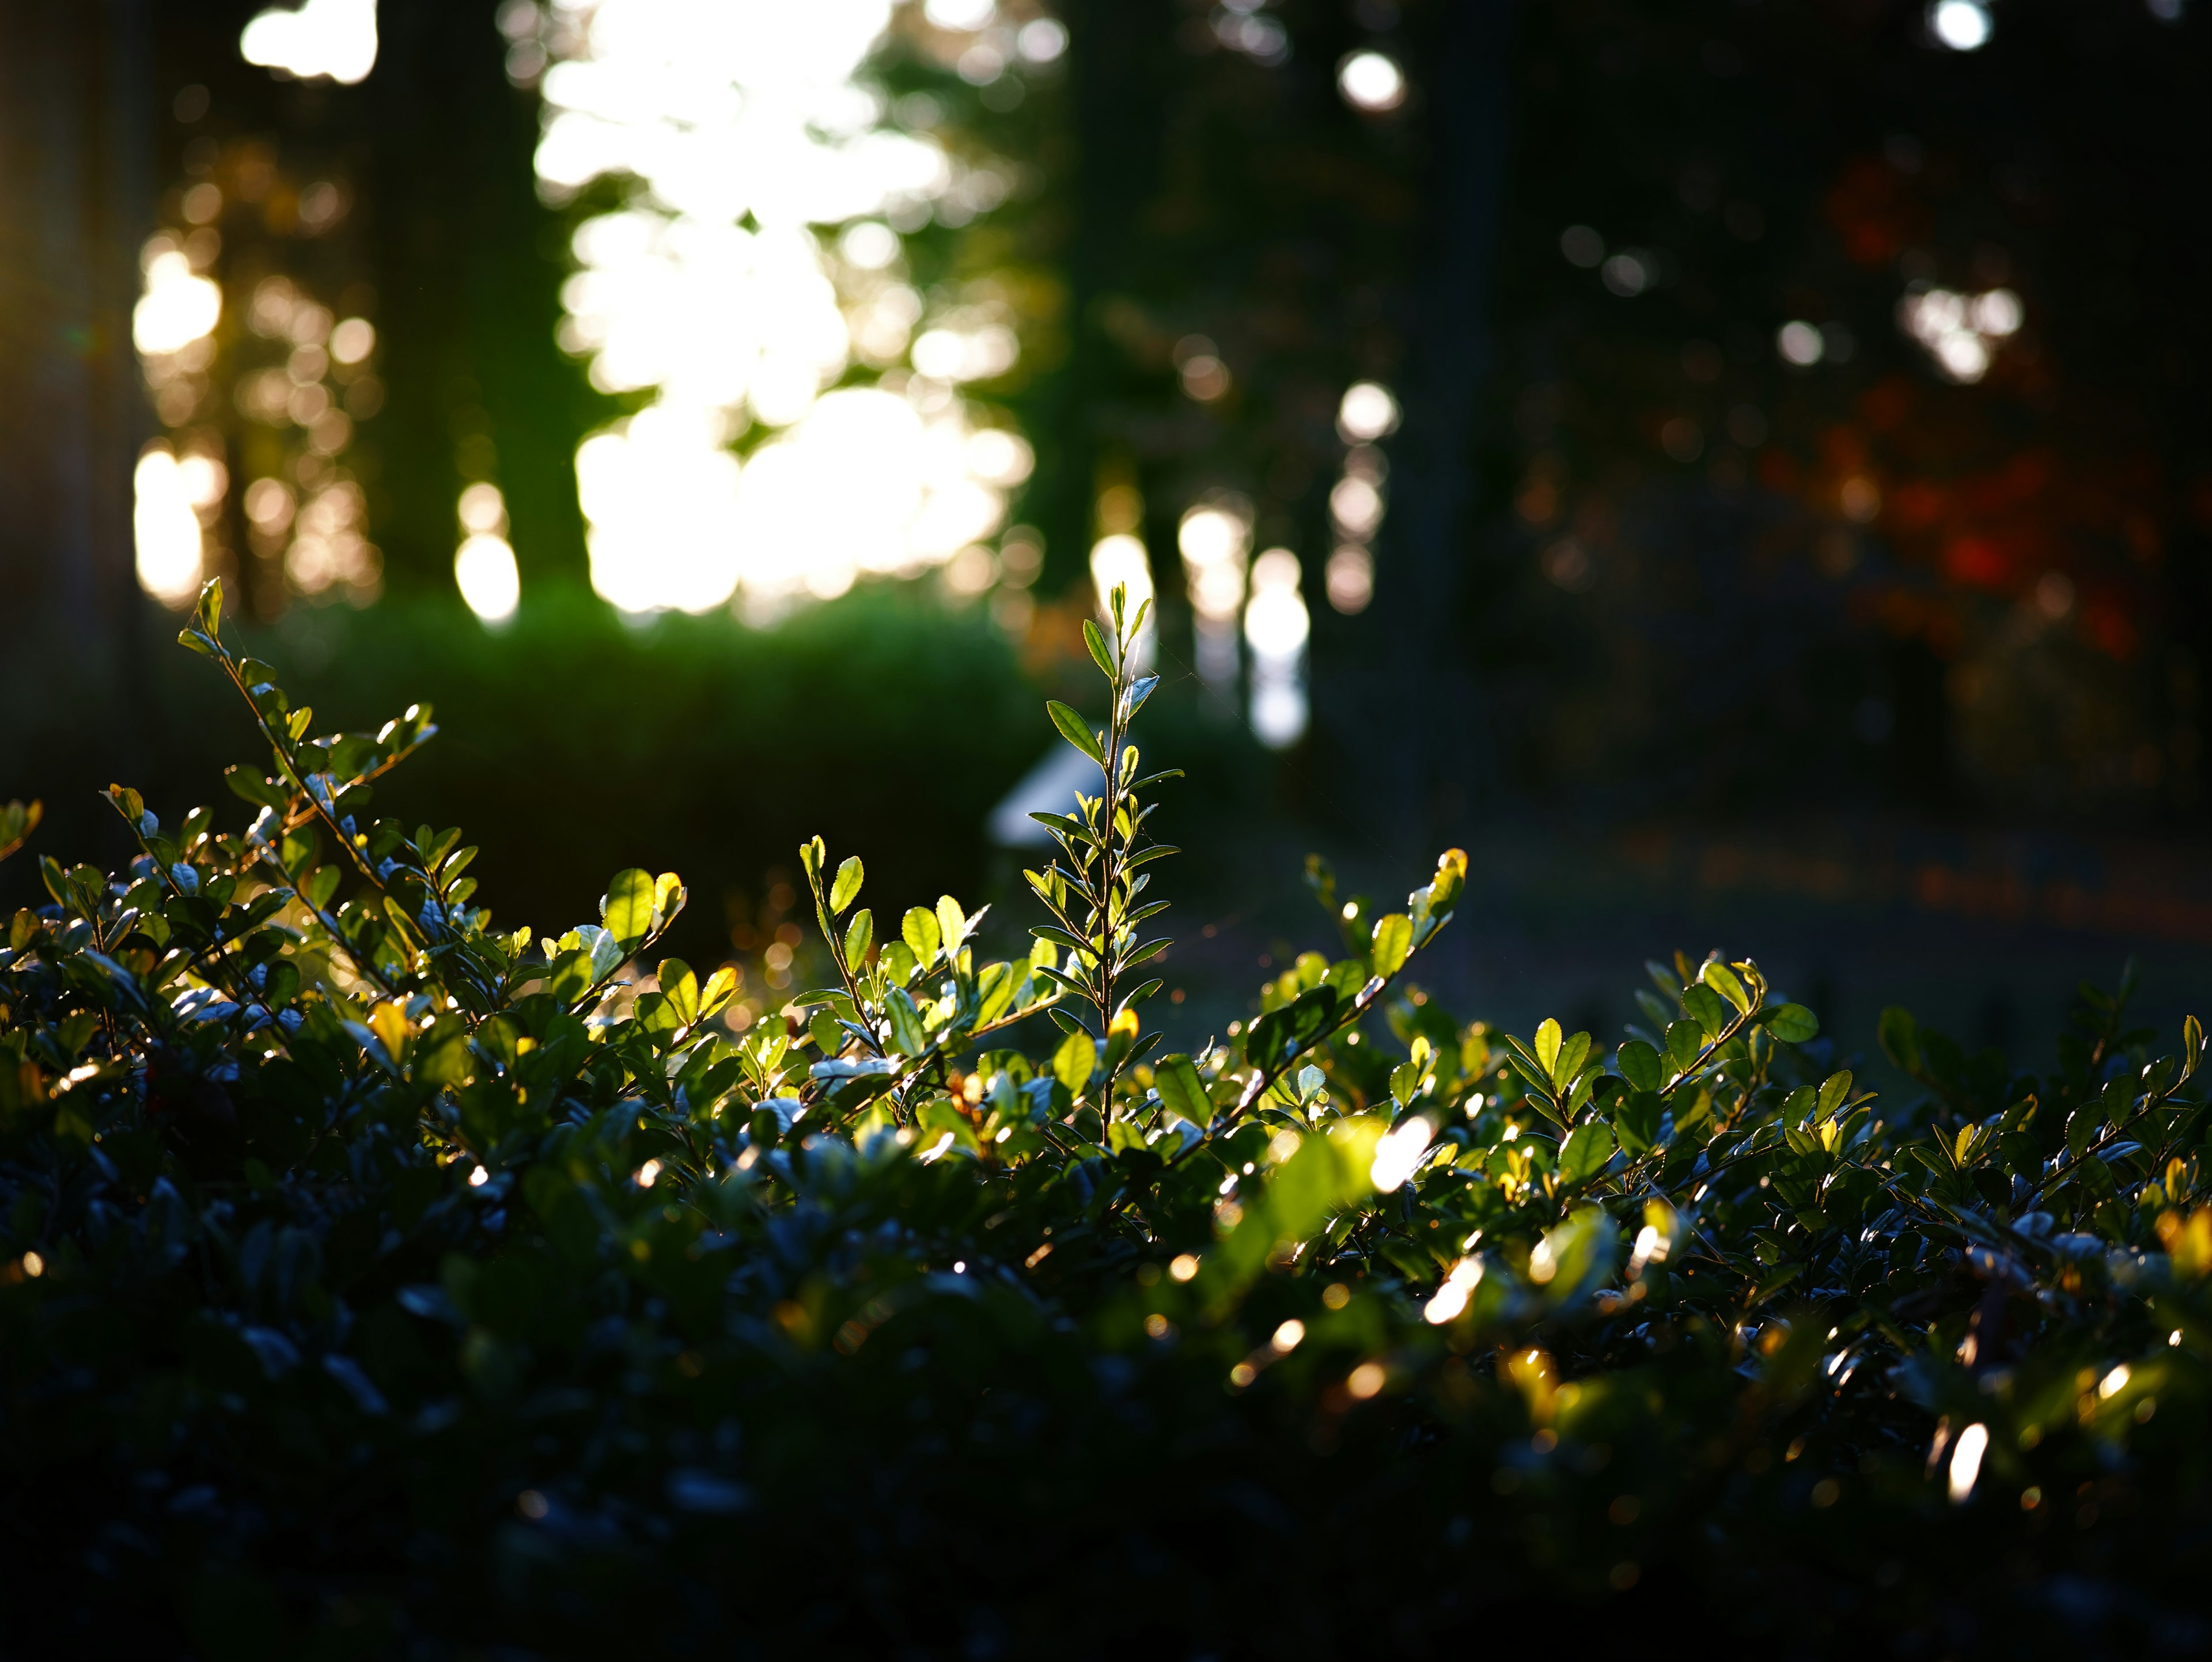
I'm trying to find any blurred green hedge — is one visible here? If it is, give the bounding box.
[7,588,1048,967]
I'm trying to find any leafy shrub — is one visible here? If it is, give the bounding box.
[0,586,1052,972]
[5,581,2212,1657]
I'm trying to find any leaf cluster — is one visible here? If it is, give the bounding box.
[3,582,2211,1653]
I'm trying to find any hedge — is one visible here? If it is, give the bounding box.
[2,581,2209,1657]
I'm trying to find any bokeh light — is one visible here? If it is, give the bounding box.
[1929,0,1991,51]
[133,446,209,607]
[1899,285,2021,384]
[1336,381,1400,444]
[1245,548,1309,748]
[240,0,380,84]
[1089,531,1156,671]
[1337,50,1407,112]
[1180,499,1251,697]
[132,251,222,356]
[454,484,521,623]
[1777,320,1824,367]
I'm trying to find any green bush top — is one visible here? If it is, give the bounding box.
[3,580,2210,1655]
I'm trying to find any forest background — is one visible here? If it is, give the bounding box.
[5,0,2211,1086]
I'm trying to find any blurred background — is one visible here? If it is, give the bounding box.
[5,0,2211,1068]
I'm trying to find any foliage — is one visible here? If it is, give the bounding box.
[6,581,2212,1655]
[0,584,1047,977]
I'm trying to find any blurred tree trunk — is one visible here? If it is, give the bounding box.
[361,3,592,595]
[1336,0,1517,850]
[1034,0,1179,596]
[0,1,155,677]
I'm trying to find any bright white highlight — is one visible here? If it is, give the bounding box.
[1338,381,1400,443]
[1947,1421,1988,1502]
[453,484,520,623]
[923,0,994,27]
[134,446,206,608]
[1370,1115,1434,1192]
[535,0,1027,615]
[1180,501,1249,698]
[1930,0,1991,50]
[1900,286,2021,384]
[240,0,380,85]
[456,536,521,623]
[1089,532,1156,671]
[1330,475,1384,539]
[459,482,509,536]
[1628,1222,1673,1277]
[2099,1362,2131,1399]
[1245,548,1309,748]
[1777,320,1825,367]
[1338,50,1407,112]
[1423,1257,1484,1325]
[134,252,222,356]
[329,317,376,365]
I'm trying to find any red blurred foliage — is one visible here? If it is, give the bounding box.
[1824,158,1924,271]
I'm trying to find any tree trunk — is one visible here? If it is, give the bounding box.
[0,0,155,670]
[1324,0,1516,850]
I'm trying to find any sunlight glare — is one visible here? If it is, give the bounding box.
[240,0,380,84]
[1930,0,1991,50]
[1338,50,1407,112]
[1246,548,1309,748]
[134,446,206,608]
[536,0,1027,615]
[134,252,222,357]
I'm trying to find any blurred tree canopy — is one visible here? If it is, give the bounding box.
[15,0,2211,927]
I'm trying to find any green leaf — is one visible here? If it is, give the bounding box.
[1552,1030,1592,1093]
[603,868,657,951]
[1616,1040,1662,1093]
[1817,1070,1854,1116]
[305,865,342,912]
[976,961,1017,1024]
[884,986,927,1056]
[902,906,941,964]
[843,908,874,967]
[935,894,967,957]
[830,856,865,914]
[1052,1028,1097,1096]
[1046,700,1105,766]
[224,766,287,812]
[1614,1090,1663,1155]
[1534,1018,1562,1077]
[1081,618,1116,680]
[698,966,739,1020]
[657,959,699,1025]
[1762,1004,1819,1044]
[1681,984,1729,1040]
[1153,1053,1210,1124]
[414,1026,475,1090]
[1700,959,1751,1013]
[1559,1121,1617,1186]
[1665,1020,1705,1075]
[1369,912,1412,976]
